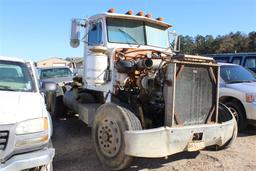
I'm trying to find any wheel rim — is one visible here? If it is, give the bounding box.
[228,106,239,124]
[97,118,122,157]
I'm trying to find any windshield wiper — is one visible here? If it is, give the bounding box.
[0,85,15,91]
[118,29,140,46]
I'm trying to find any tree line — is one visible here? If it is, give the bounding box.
[179,31,256,55]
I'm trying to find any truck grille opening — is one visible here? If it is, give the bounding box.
[164,61,218,127]
[0,131,9,151]
[175,64,217,125]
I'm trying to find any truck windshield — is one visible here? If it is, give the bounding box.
[106,18,169,48]
[0,60,35,92]
[40,68,72,79]
[220,65,256,83]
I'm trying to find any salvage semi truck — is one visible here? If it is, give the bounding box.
[59,9,237,170]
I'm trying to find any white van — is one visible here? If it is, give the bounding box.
[0,56,55,170]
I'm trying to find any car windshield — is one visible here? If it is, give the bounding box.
[106,18,169,48]
[0,60,35,92]
[220,65,256,83]
[40,68,72,79]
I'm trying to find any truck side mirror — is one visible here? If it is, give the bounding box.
[168,31,180,53]
[174,35,180,52]
[41,81,57,92]
[70,19,81,48]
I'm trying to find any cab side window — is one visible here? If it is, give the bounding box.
[244,57,256,68]
[88,22,102,45]
[231,57,242,65]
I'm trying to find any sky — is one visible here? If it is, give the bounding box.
[0,0,255,61]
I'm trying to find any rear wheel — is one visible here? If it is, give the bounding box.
[92,103,142,170]
[224,101,247,131]
[51,95,67,118]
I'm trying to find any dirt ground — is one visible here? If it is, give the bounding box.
[52,116,256,171]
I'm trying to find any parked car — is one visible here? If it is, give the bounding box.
[38,66,74,117]
[0,56,55,170]
[219,63,256,131]
[38,66,73,83]
[208,52,256,73]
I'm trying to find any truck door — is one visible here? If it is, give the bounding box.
[85,20,108,86]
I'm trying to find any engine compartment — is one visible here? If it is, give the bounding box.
[112,48,219,129]
[112,49,171,128]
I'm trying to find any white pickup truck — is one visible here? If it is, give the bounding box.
[219,63,256,131]
[0,56,55,171]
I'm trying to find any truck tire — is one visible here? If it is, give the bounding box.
[224,101,247,131]
[45,92,52,112]
[92,103,142,170]
[51,95,67,118]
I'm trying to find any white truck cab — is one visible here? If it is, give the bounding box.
[63,9,237,170]
[0,56,55,171]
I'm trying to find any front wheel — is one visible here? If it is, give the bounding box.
[224,101,247,131]
[92,103,142,170]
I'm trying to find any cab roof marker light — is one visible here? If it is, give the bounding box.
[126,10,133,15]
[156,17,164,21]
[136,11,144,16]
[145,13,152,18]
[108,8,116,13]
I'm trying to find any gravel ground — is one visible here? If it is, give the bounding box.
[52,116,256,171]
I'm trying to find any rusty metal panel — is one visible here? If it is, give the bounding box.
[175,64,216,125]
[164,62,218,126]
[164,63,176,126]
